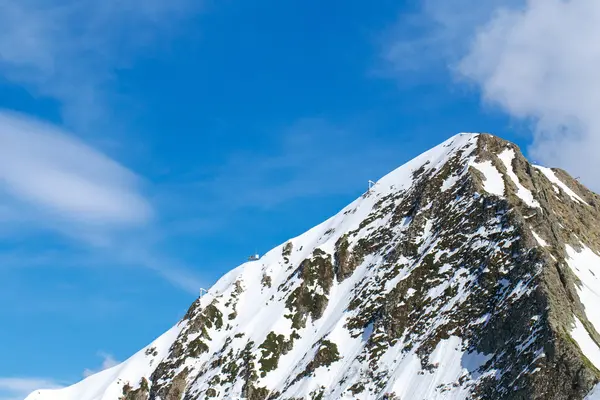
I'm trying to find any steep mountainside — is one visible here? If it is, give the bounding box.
[26,133,600,400]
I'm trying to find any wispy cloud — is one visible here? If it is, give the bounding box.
[112,243,204,294]
[0,0,200,126]
[383,0,600,191]
[457,0,600,191]
[82,352,120,378]
[0,111,202,293]
[380,0,520,78]
[0,377,62,400]
[0,111,151,229]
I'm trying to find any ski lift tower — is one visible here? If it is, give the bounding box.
[368,180,377,192]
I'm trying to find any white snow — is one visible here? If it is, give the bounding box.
[531,230,548,247]
[374,133,479,194]
[565,245,600,336]
[25,324,183,400]
[470,160,505,196]
[498,149,540,208]
[571,316,600,370]
[382,336,488,400]
[586,383,600,400]
[441,172,462,192]
[534,165,588,205]
[564,245,600,400]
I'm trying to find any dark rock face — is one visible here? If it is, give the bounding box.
[29,133,600,400]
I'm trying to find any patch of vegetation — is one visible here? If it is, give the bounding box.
[288,339,341,386]
[261,274,272,288]
[144,347,158,357]
[122,383,132,396]
[245,385,269,400]
[188,337,209,357]
[348,382,365,395]
[333,235,358,281]
[285,250,334,329]
[312,340,341,368]
[119,378,150,400]
[203,304,224,330]
[139,378,149,392]
[282,242,293,258]
[258,331,298,377]
[310,387,326,400]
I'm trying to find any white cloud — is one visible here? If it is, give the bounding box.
[114,243,204,294]
[384,0,600,191]
[0,0,200,125]
[0,377,62,400]
[0,111,202,293]
[0,111,152,227]
[83,352,120,378]
[381,0,520,77]
[457,0,600,190]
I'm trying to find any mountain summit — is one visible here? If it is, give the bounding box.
[26,133,600,400]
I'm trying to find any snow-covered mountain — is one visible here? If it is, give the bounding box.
[26,133,600,400]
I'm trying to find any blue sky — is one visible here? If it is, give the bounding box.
[2,0,599,398]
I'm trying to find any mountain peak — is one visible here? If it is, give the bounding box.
[27,133,600,400]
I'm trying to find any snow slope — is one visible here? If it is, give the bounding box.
[566,245,600,345]
[26,326,182,400]
[498,149,540,208]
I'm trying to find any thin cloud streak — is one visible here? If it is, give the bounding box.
[0,377,63,400]
[380,0,521,78]
[83,352,120,378]
[0,111,202,294]
[0,0,201,126]
[0,111,152,227]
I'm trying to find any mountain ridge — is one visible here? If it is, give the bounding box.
[26,133,600,400]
